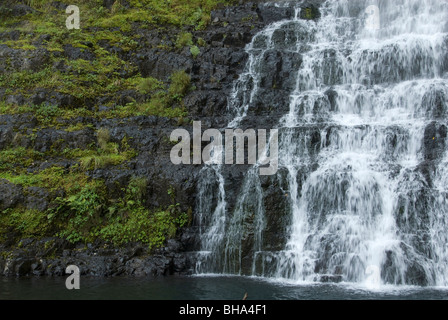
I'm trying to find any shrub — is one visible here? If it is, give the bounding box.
[168,70,191,100]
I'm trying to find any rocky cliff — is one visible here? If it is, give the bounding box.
[0,0,323,277]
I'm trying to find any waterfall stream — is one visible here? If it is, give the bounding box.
[195,0,448,286]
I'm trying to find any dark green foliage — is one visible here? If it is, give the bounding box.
[169,70,191,100]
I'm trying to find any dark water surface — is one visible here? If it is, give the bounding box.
[1,275,448,300]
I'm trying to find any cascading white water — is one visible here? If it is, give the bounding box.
[228,6,303,128]
[196,0,448,286]
[195,165,227,274]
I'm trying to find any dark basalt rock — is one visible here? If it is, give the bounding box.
[0,179,24,211]
[0,237,195,277]
[50,2,69,11]
[24,187,52,212]
[63,44,96,61]
[138,49,194,80]
[0,46,51,72]
[424,122,447,161]
[10,4,36,17]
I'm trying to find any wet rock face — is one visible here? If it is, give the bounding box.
[0,45,51,73]
[424,122,447,161]
[0,180,24,211]
[0,238,195,277]
[0,1,325,277]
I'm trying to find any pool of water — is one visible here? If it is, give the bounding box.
[1,275,448,300]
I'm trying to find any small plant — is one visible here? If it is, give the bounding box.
[65,122,87,132]
[125,176,147,207]
[95,6,107,17]
[169,70,191,100]
[190,45,200,58]
[111,0,126,15]
[55,185,103,243]
[97,179,188,249]
[167,185,176,203]
[301,7,317,20]
[97,128,111,151]
[137,77,164,94]
[25,0,48,9]
[33,104,60,124]
[197,37,207,47]
[175,32,193,49]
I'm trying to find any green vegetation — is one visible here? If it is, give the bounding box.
[0,166,189,248]
[0,0,235,113]
[96,177,189,248]
[53,184,104,243]
[176,32,194,49]
[97,128,111,151]
[0,165,100,193]
[301,7,319,20]
[136,77,164,95]
[0,176,189,247]
[169,70,191,100]
[0,147,44,172]
[190,45,201,58]
[0,67,189,122]
[0,0,218,249]
[78,128,137,170]
[2,40,36,50]
[1,208,51,239]
[197,37,207,47]
[0,125,187,248]
[108,70,190,119]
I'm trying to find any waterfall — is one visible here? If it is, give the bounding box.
[195,0,448,286]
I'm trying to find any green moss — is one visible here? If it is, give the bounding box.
[168,70,191,102]
[197,37,207,47]
[190,45,200,58]
[0,166,91,193]
[301,7,319,20]
[176,32,193,49]
[136,77,164,94]
[64,122,93,132]
[97,128,111,151]
[1,69,53,91]
[97,206,184,249]
[101,70,190,119]
[0,208,51,239]
[0,0,210,247]
[2,40,36,50]
[0,0,213,114]
[0,147,44,171]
